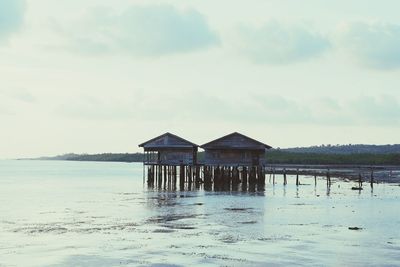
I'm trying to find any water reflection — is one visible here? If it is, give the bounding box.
[147,181,266,194]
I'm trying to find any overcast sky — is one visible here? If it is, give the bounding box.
[1,0,400,158]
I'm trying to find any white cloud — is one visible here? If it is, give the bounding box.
[336,22,400,70]
[52,89,400,127]
[56,5,219,57]
[234,20,330,64]
[0,0,25,42]
[351,95,400,124]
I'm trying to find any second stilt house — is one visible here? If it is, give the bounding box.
[200,132,272,167]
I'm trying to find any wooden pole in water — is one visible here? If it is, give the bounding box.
[326,169,331,187]
[273,168,275,184]
[314,174,317,186]
[163,165,167,188]
[154,165,157,186]
[173,165,177,186]
[269,168,272,183]
[188,166,192,184]
[283,168,287,185]
[179,164,184,188]
[370,169,374,188]
[242,166,248,186]
[296,168,299,186]
[158,165,162,185]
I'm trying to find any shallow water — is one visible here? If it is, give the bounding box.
[0,160,399,267]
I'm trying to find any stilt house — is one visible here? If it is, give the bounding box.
[139,132,198,166]
[200,132,272,167]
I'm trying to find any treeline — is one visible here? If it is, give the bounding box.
[267,151,400,165]
[283,144,400,154]
[36,151,400,165]
[41,153,144,163]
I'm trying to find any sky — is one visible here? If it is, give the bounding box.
[1,0,400,158]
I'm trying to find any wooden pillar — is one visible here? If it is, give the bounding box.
[179,164,184,189]
[154,165,157,186]
[283,168,287,185]
[249,166,256,185]
[273,168,276,184]
[326,169,331,187]
[296,168,300,186]
[158,164,162,185]
[172,166,177,186]
[163,165,167,188]
[257,166,265,185]
[188,166,193,184]
[242,166,248,186]
[196,165,201,184]
[214,166,219,187]
[370,169,374,188]
[147,166,152,185]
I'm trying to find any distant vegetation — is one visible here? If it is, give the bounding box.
[35,153,143,163]
[266,151,400,165]
[31,145,400,166]
[283,144,400,154]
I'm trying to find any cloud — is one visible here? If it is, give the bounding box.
[0,87,36,103]
[54,90,400,127]
[336,22,400,70]
[0,0,25,42]
[58,5,218,57]
[234,21,330,64]
[351,95,400,124]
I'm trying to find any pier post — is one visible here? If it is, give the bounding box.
[188,166,192,184]
[370,169,374,188]
[258,166,265,185]
[249,166,256,185]
[179,164,184,189]
[273,168,276,184]
[196,165,201,184]
[158,164,162,186]
[242,167,248,186]
[326,169,331,187]
[173,166,177,186]
[283,168,287,185]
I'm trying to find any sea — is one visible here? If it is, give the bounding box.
[0,160,399,267]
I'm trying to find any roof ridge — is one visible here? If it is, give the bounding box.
[138,132,198,147]
[200,132,272,149]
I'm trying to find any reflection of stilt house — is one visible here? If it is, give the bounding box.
[139,133,199,188]
[200,132,272,167]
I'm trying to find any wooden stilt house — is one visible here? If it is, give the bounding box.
[139,132,198,166]
[200,132,272,167]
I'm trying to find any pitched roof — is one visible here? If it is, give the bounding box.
[200,132,272,150]
[138,132,198,149]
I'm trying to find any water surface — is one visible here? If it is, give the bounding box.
[0,160,399,266]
